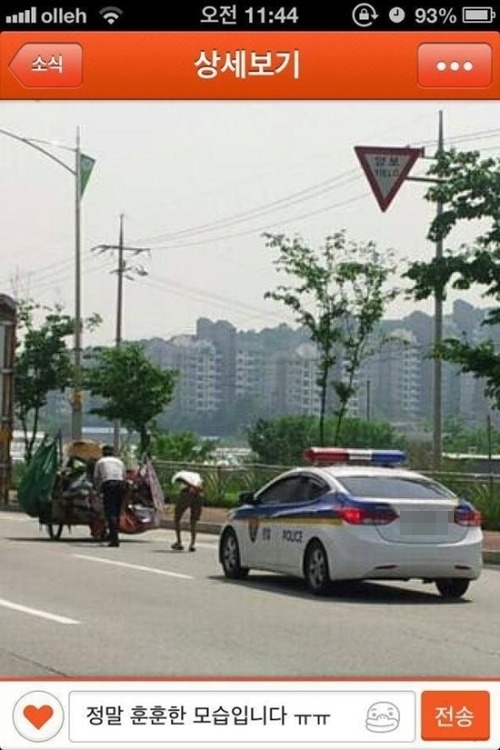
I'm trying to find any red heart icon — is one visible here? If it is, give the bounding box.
[23,704,54,730]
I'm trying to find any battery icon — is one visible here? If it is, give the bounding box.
[462,6,496,22]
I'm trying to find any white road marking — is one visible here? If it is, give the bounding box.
[0,597,80,624]
[73,554,194,579]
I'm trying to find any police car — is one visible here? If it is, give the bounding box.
[218,448,483,599]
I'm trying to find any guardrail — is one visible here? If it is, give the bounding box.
[7,457,500,529]
[152,460,500,529]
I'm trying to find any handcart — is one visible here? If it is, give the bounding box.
[48,438,106,540]
[18,435,165,541]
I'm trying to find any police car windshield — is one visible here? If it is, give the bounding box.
[338,475,456,500]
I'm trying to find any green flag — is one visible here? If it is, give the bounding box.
[79,153,95,198]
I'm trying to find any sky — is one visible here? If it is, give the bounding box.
[0,100,499,347]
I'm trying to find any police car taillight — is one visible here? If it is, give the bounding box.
[454,505,482,527]
[304,447,406,465]
[340,506,398,526]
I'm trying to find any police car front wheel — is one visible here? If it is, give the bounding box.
[220,529,249,580]
[304,540,331,596]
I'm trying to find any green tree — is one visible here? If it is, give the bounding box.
[405,149,500,405]
[85,343,177,455]
[15,300,100,463]
[336,416,399,449]
[442,416,500,454]
[264,230,399,444]
[151,429,218,463]
[246,415,399,465]
[247,415,321,465]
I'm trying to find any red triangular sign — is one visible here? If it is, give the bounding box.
[354,146,424,212]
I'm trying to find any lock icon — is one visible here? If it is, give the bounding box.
[353,3,377,25]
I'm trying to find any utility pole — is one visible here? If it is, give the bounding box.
[116,214,125,350]
[432,111,445,471]
[405,111,446,470]
[113,214,125,452]
[91,218,150,453]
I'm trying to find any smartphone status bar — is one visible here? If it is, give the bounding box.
[0,2,499,31]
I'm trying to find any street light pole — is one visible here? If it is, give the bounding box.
[0,127,74,175]
[0,125,94,442]
[72,127,83,441]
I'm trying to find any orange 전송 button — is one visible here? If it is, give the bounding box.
[418,43,492,87]
[421,690,490,741]
[9,43,82,87]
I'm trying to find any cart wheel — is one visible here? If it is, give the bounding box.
[47,523,64,540]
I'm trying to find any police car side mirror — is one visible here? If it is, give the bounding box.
[238,491,256,505]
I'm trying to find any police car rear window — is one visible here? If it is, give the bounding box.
[337,476,456,500]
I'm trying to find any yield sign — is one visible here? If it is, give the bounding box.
[354,146,424,212]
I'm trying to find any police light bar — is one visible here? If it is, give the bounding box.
[303,447,406,465]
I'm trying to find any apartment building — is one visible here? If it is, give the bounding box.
[270,343,321,416]
[167,335,218,414]
[235,344,266,399]
[355,330,421,428]
[138,300,498,430]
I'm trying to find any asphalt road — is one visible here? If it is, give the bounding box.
[2,512,500,678]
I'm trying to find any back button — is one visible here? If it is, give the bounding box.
[9,43,83,87]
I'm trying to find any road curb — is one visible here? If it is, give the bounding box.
[2,506,499,565]
[161,519,221,536]
[484,550,500,566]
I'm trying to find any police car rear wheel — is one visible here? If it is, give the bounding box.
[221,529,249,580]
[435,578,470,599]
[304,541,330,595]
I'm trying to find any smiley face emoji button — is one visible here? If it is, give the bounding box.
[365,701,400,733]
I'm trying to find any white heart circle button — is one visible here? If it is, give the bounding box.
[13,691,64,742]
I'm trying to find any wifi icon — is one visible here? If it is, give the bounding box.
[99,6,123,24]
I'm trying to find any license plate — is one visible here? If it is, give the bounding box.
[399,509,451,535]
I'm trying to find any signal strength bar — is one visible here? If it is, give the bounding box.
[6,6,37,23]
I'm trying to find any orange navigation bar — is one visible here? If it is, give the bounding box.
[0,31,498,100]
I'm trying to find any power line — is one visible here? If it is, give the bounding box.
[146,192,372,251]
[126,126,500,248]
[137,274,283,325]
[133,171,361,245]
[3,125,499,294]
[9,257,110,296]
